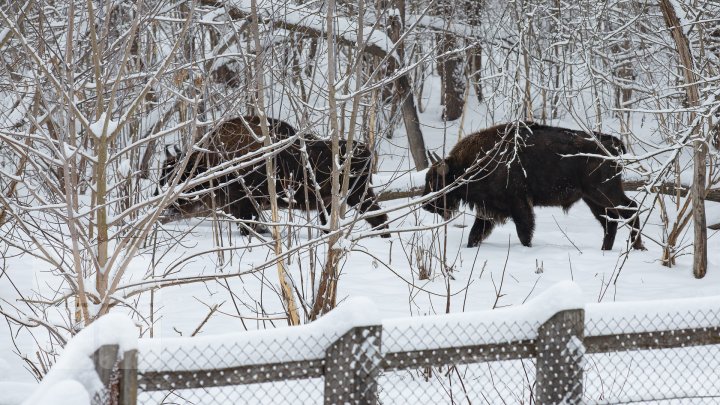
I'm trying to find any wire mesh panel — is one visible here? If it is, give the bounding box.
[136,327,340,404]
[379,313,540,404]
[379,359,537,404]
[137,378,324,404]
[583,303,720,404]
[124,295,720,405]
[584,346,720,404]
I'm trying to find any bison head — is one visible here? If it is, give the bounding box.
[421,151,460,220]
[155,145,213,222]
[155,145,183,196]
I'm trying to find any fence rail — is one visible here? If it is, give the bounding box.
[87,284,720,404]
[584,326,720,353]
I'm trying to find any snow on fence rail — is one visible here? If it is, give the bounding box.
[29,282,720,404]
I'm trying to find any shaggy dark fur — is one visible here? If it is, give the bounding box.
[422,122,645,250]
[159,116,389,236]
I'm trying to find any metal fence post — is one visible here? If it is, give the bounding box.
[92,345,137,405]
[324,325,382,405]
[535,309,585,405]
[119,349,138,405]
[93,344,120,387]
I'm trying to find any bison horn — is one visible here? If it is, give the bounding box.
[426,150,437,164]
[165,145,173,158]
[432,151,442,162]
[174,145,182,156]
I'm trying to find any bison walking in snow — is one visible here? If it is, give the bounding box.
[422,122,644,250]
[158,116,389,236]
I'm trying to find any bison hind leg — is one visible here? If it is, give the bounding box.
[510,198,535,247]
[583,197,618,250]
[622,199,646,251]
[584,190,645,251]
[468,217,495,247]
[367,213,391,238]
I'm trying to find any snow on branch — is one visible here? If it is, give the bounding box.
[201,0,400,64]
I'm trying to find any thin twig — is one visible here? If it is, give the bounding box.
[552,215,583,254]
[191,303,222,337]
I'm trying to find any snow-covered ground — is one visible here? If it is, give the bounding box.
[4,143,719,400]
[2,70,720,404]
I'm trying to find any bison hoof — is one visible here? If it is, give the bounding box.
[254,224,271,235]
[373,224,390,238]
[633,242,647,251]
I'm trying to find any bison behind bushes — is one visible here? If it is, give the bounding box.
[158,116,389,237]
[422,122,645,250]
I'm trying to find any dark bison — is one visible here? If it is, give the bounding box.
[159,116,389,237]
[422,122,644,250]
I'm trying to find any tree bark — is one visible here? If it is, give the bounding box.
[659,0,706,278]
[397,74,429,170]
[311,0,342,320]
[438,33,465,121]
[250,0,301,324]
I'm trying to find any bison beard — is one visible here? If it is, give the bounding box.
[422,122,645,250]
[158,116,390,237]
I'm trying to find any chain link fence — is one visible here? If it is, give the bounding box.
[85,291,720,404]
[379,314,539,404]
[136,320,344,404]
[582,303,720,404]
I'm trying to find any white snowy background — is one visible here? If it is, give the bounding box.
[1,0,720,403]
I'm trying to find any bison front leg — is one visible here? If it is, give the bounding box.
[468,217,495,247]
[358,199,390,238]
[349,186,390,238]
[232,201,258,236]
[510,198,535,247]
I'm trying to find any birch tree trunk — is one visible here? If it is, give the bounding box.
[250,0,301,324]
[659,0,707,278]
[311,0,342,319]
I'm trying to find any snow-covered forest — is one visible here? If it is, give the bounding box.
[1,0,720,402]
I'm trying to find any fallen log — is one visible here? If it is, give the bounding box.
[376,180,720,202]
[375,180,720,228]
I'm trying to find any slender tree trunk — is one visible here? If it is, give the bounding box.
[551,0,561,118]
[438,33,465,121]
[388,0,428,169]
[78,0,108,298]
[397,75,429,169]
[251,0,301,324]
[311,0,342,319]
[659,0,706,278]
[468,45,482,103]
